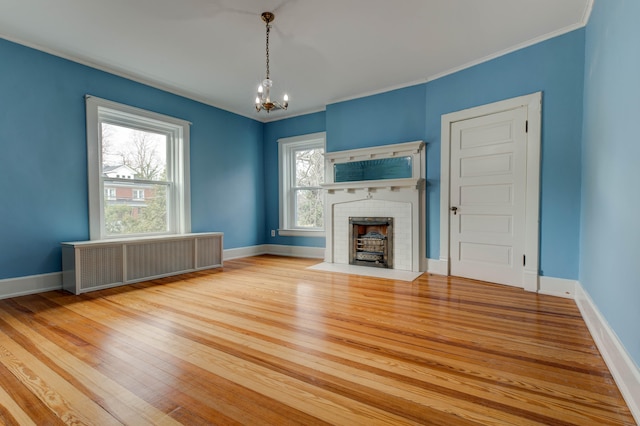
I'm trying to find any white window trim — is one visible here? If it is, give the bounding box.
[132,189,145,200]
[85,95,191,240]
[105,187,116,200]
[278,132,326,237]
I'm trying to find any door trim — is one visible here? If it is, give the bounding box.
[439,92,542,291]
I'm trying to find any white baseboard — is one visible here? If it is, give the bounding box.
[538,276,577,298]
[422,261,579,299]
[0,272,62,300]
[427,258,448,275]
[575,283,640,424]
[224,244,325,261]
[263,244,325,259]
[223,245,269,260]
[0,245,321,300]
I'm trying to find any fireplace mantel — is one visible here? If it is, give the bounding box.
[324,140,425,164]
[322,141,427,273]
[322,177,425,193]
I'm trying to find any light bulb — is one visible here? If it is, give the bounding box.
[255,96,261,104]
[283,94,289,102]
[258,85,263,94]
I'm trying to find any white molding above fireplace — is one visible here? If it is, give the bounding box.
[322,178,424,193]
[324,141,425,165]
[322,141,427,273]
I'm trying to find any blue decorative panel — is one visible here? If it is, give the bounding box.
[334,157,412,182]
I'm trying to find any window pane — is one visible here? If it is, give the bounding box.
[101,123,167,181]
[104,183,168,236]
[295,148,324,187]
[295,189,323,228]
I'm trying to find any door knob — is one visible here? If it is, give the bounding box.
[450,206,458,215]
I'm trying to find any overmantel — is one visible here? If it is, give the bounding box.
[323,140,426,188]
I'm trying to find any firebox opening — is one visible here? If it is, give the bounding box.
[349,217,393,269]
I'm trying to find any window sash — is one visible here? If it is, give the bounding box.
[103,177,170,186]
[278,132,326,236]
[86,95,191,240]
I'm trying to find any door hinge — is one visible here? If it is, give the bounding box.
[523,255,526,266]
[525,120,529,133]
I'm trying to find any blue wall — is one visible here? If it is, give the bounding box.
[0,38,264,280]
[326,85,427,152]
[581,0,640,366]
[268,30,584,278]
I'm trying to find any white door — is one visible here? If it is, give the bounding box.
[449,106,527,287]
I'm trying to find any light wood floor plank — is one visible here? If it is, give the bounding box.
[0,310,181,425]
[0,378,37,426]
[0,255,635,425]
[87,287,569,425]
[106,280,623,417]
[0,337,119,425]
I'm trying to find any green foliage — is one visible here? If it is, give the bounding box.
[104,184,167,236]
[102,124,169,236]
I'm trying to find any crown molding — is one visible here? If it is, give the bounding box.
[2,9,593,124]
[0,33,264,122]
[426,21,589,83]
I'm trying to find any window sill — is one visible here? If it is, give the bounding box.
[278,229,325,237]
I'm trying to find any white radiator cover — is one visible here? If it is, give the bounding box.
[62,232,223,294]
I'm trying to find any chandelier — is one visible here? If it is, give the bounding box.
[255,12,288,113]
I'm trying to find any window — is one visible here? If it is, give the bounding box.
[105,188,116,200]
[86,96,190,239]
[132,189,145,200]
[278,132,325,236]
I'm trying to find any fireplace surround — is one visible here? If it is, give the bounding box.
[322,141,426,273]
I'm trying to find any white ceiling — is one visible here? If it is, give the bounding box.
[0,0,591,121]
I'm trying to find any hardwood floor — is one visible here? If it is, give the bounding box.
[0,255,635,425]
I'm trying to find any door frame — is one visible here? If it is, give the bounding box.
[439,92,542,292]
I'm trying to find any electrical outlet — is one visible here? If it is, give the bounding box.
[271,229,276,237]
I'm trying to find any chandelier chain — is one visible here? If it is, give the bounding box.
[265,22,270,80]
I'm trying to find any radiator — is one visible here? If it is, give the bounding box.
[61,232,223,294]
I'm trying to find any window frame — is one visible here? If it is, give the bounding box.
[278,132,326,237]
[132,189,145,200]
[104,187,116,200]
[85,95,191,240]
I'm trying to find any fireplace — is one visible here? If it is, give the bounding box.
[349,217,393,268]
[322,141,426,273]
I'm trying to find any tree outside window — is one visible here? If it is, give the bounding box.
[294,147,324,228]
[101,124,169,236]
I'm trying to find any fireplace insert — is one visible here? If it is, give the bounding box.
[349,217,393,268]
